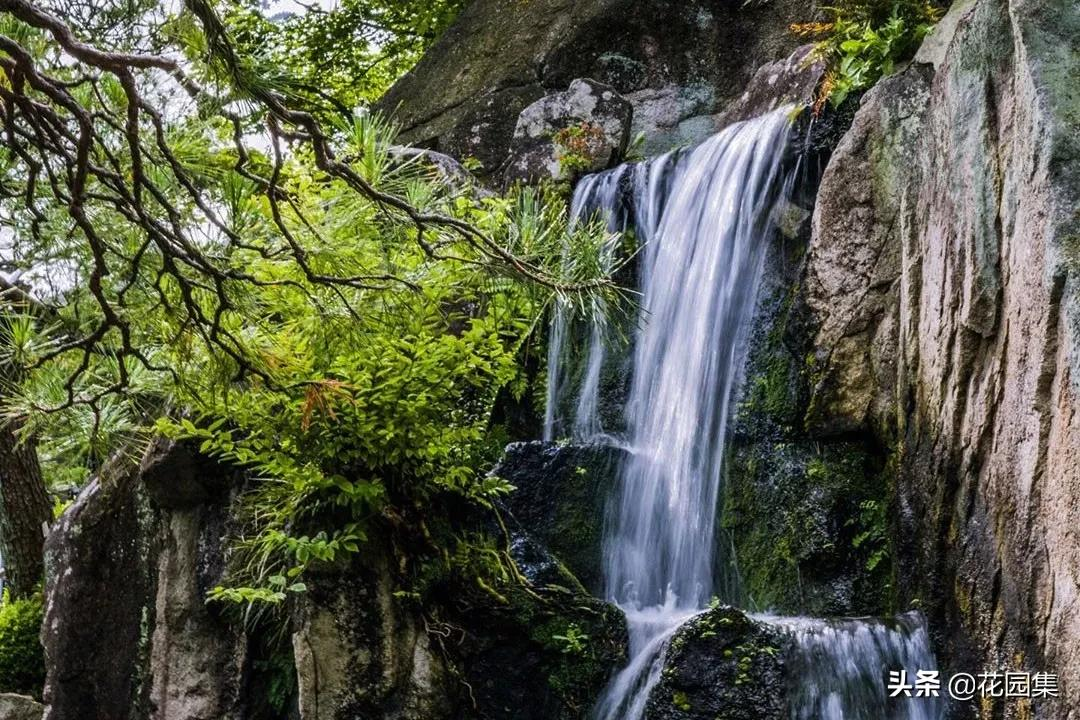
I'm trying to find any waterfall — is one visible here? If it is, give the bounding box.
[547,107,944,720]
[543,152,679,443]
[551,108,797,720]
[600,110,793,616]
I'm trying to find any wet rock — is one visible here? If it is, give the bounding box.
[495,441,625,594]
[645,606,786,720]
[503,79,632,184]
[505,522,585,591]
[0,694,43,720]
[646,609,942,720]
[719,119,892,619]
[711,45,825,129]
[723,440,893,616]
[451,581,627,720]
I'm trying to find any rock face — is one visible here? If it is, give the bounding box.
[41,439,627,720]
[629,45,825,156]
[289,541,456,720]
[376,0,811,176]
[496,441,625,595]
[42,450,249,720]
[504,79,633,184]
[803,0,1080,715]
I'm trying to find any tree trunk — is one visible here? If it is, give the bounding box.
[0,286,55,598]
[0,418,51,598]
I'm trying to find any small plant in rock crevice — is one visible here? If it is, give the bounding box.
[553,122,608,176]
[552,622,591,655]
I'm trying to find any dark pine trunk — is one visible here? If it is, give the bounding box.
[0,418,51,598]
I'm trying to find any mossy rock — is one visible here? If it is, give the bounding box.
[722,441,894,615]
[645,606,786,720]
[450,580,628,720]
[722,161,895,617]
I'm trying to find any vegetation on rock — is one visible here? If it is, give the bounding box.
[793,0,944,109]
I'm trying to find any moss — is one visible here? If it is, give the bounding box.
[503,582,628,714]
[723,440,896,615]
[650,606,786,719]
[734,280,808,432]
[0,592,46,699]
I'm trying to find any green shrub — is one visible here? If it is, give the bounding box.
[0,592,45,699]
[793,0,944,109]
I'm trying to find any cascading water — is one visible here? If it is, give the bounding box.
[547,107,944,720]
[775,613,945,720]
[562,108,798,720]
[543,152,679,444]
[544,166,630,443]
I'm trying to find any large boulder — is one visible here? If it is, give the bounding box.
[42,455,248,720]
[646,607,787,720]
[504,79,633,184]
[803,0,1080,714]
[42,464,161,720]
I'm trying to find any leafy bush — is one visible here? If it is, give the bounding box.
[0,592,45,699]
[793,0,943,109]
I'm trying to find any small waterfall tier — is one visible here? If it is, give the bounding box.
[774,612,944,720]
